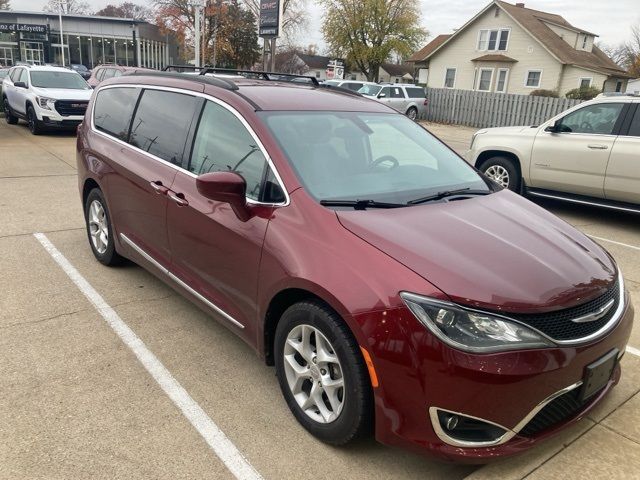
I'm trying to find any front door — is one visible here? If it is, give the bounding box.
[529,103,625,198]
[103,87,201,267]
[167,99,279,341]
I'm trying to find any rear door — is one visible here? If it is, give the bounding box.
[166,99,284,341]
[529,102,626,198]
[99,86,201,267]
[604,103,640,204]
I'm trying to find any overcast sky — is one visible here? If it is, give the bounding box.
[20,0,640,51]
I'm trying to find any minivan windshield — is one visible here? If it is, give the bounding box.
[30,71,90,89]
[358,84,382,96]
[259,112,490,205]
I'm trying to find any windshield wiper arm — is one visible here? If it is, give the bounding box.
[320,199,405,210]
[407,188,491,205]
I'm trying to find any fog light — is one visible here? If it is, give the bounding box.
[433,409,508,443]
[445,414,459,430]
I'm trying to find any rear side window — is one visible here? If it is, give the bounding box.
[129,89,199,166]
[94,87,140,141]
[96,68,105,81]
[102,68,116,80]
[627,107,640,137]
[189,100,268,200]
[406,87,426,98]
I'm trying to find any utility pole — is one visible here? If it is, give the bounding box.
[54,0,68,66]
[193,0,205,67]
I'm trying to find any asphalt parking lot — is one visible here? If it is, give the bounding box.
[1,118,639,479]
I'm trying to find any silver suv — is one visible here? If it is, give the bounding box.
[360,84,427,120]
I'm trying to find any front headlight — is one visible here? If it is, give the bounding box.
[37,97,56,111]
[400,293,554,353]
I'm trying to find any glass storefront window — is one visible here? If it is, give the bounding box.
[103,38,115,64]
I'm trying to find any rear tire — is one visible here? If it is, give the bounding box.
[479,156,520,192]
[274,300,373,445]
[27,105,43,135]
[84,188,125,266]
[3,97,18,125]
[406,106,418,121]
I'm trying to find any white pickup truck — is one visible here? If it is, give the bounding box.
[465,94,640,213]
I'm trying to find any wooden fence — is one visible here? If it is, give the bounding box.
[423,87,581,128]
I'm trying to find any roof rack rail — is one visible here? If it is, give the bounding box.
[163,64,208,73]
[317,83,362,97]
[123,70,238,90]
[197,67,320,86]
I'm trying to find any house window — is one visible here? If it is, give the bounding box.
[525,70,542,87]
[477,68,493,91]
[496,69,509,92]
[477,29,509,51]
[616,81,623,92]
[579,77,592,89]
[582,34,588,49]
[444,68,456,88]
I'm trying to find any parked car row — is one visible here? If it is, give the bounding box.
[70,68,633,462]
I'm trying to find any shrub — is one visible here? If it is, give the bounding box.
[565,86,601,100]
[529,89,558,97]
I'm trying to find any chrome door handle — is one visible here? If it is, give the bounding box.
[150,181,168,194]
[168,191,189,207]
[587,144,608,150]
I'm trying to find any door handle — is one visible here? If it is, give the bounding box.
[168,191,189,207]
[150,181,168,195]
[587,144,608,150]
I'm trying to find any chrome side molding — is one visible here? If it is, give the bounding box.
[119,233,244,329]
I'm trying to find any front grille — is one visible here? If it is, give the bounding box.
[54,100,88,117]
[519,388,591,437]
[506,280,619,341]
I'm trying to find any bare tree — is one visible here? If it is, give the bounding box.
[598,23,640,77]
[0,0,11,10]
[43,0,93,14]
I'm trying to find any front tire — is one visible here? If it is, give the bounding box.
[84,188,125,266]
[479,156,520,192]
[274,301,373,445]
[3,97,18,124]
[27,105,43,135]
[406,106,418,121]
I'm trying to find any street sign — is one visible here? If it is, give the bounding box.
[259,0,282,38]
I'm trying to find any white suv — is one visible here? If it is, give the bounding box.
[466,94,640,212]
[2,65,92,135]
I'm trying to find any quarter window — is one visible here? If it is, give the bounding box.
[444,68,456,88]
[557,103,624,135]
[189,101,269,201]
[525,70,541,88]
[129,89,199,166]
[94,87,140,141]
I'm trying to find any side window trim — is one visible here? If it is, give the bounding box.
[90,84,290,207]
[180,96,206,171]
[618,103,638,136]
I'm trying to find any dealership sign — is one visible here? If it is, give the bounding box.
[0,23,47,34]
[259,0,282,37]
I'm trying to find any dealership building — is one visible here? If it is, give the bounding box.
[0,10,179,69]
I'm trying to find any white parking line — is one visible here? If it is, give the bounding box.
[627,346,640,357]
[589,235,640,252]
[33,233,263,480]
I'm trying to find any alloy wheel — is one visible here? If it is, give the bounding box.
[407,108,417,120]
[88,199,109,254]
[484,165,510,188]
[283,324,345,424]
[27,109,36,133]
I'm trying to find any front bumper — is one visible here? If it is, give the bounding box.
[41,116,83,129]
[355,294,633,462]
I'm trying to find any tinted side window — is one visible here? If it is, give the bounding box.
[96,68,105,81]
[19,69,28,84]
[94,87,140,141]
[627,107,640,137]
[10,68,21,82]
[379,87,390,97]
[129,89,199,165]
[390,87,404,98]
[558,103,624,135]
[344,82,363,91]
[406,87,426,98]
[190,101,268,200]
[102,68,116,80]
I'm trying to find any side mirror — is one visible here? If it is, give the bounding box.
[377,93,386,98]
[545,119,561,133]
[196,171,251,221]
[14,81,27,88]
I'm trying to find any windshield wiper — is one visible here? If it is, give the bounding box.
[407,188,491,205]
[320,199,405,210]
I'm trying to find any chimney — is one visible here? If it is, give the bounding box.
[516,2,525,7]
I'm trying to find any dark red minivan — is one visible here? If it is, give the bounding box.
[77,69,633,462]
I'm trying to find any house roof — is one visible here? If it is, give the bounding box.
[421,1,630,78]
[381,63,413,77]
[296,54,332,70]
[472,54,518,62]
[407,34,451,62]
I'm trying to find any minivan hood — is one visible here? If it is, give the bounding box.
[31,87,92,101]
[336,191,616,313]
